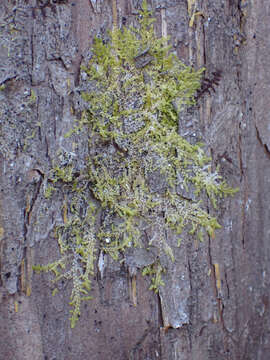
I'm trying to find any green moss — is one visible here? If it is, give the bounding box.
[142,263,165,293]
[28,89,37,104]
[34,1,238,328]
[44,185,56,199]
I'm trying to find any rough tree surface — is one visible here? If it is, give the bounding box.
[0,0,269,359]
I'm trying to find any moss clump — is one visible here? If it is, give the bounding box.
[34,1,237,328]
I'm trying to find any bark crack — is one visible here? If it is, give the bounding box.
[21,171,44,294]
[255,125,270,159]
[207,236,237,351]
[224,270,230,299]
[238,123,244,181]
[157,292,164,328]
[23,170,44,245]
[238,122,247,249]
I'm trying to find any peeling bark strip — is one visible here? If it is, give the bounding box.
[0,0,270,359]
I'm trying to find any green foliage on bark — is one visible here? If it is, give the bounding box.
[34,1,237,328]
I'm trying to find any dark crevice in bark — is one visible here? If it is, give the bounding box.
[237,87,248,249]
[238,124,247,249]
[45,135,50,159]
[207,235,216,300]
[0,75,17,87]
[23,171,44,248]
[21,171,43,293]
[224,270,230,299]
[156,292,163,359]
[49,56,69,71]
[202,15,207,66]
[22,169,44,248]
[238,123,244,181]
[207,236,222,317]
[53,99,59,139]
[240,180,247,249]
[199,324,207,337]
[26,173,44,229]
[255,125,270,159]
[157,291,164,328]
[74,54,83,86]
[38,124,42,142]
[88,0,96,14]
[187,258,193,293]
[236,58,245,181]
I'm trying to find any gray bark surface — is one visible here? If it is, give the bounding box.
[0,0,269,359]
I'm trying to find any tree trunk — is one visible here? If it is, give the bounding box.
[0,0,269,359]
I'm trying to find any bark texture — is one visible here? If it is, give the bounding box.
[0,0,269,359]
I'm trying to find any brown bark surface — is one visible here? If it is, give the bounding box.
[0,1,269,359]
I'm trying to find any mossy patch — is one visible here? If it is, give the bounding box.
[34,1,238,328]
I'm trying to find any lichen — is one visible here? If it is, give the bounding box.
[34,1,238,328]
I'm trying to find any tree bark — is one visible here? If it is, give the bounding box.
[0,0,269,359]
